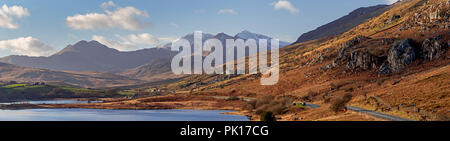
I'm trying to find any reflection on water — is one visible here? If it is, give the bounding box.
[0,99,103,105]
[0,109,249,121]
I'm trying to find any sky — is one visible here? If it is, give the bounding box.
[0,0,398,57]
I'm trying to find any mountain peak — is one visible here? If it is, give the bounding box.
[72,40,103,47]
[235,30,271,40]
[215,32,233,38]
[239,30,252,33]
[54,40,118,56]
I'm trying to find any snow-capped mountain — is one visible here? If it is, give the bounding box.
[157,30,291,49]
[234,30,291,48]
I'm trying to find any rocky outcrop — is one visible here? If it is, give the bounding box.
[422,37,447,60]
[346,51,379,71]
[377,62,391,75]
[330,36,375,71]
[336,36,371,61]
[343,35,371,48]
[378,39,416,74]
[387,39,416,72]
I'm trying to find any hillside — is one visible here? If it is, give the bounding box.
[160,0,450,120]
[294,4,390,44]
[0,62,144,88]
[119,59,184,82]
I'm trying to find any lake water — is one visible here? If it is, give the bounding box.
[0,109,249,121]
[0,100,249,121]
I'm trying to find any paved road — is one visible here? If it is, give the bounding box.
[304,103,321,109]
[211,96,412,121]
[301,103,412,121]
[346,106,412,121]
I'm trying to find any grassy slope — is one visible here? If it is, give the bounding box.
[161,0,449,120]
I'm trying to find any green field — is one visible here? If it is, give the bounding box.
[0,83,133,101]
[0,83,100,94]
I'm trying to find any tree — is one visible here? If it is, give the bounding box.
[260,111,276,121]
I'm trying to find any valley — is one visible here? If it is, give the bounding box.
[0,0,448,121]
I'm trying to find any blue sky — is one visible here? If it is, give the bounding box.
[0,0,397,57]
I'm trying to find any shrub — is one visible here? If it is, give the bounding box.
[268,103,286,115]
[302,90,318,102]
[245,95,292,115]
[260,111,276,121]
[243,100,257,111]
[329,94,353,113]
[255,95,274,108]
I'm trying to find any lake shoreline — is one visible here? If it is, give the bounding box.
[0,94,256,120]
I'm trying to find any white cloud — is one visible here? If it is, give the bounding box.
[101,1,116,9]
[66,2,149,30]
[270,0,299,14]
[218,9,238,15]
[93,33,173,51]
[386,0,399,4]
[0,4,29,29]
[157,37,177,42]
[0,37,54,56]
[170,22,179,28]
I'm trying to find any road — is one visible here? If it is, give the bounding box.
[301,103,412,121]
[210,96,412,121]
[304,103,321,109]
[346,106,412,121]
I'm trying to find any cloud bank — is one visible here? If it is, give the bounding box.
[93,33,174,51]
[0,37,54,56]
[66,1,150,30]
[0,4,29,29]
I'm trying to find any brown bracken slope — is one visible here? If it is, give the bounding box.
[161,0,449,121]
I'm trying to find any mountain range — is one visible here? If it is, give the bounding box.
[0,31,290,86]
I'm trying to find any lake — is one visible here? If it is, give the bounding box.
[0,109,249,121]
[0,100,249,121]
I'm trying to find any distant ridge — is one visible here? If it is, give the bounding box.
[294,4,390,44]
[0,40,177,72]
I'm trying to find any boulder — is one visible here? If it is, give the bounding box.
[346,51,379,71]
[422,37,447,60]
[387,39,416,72]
